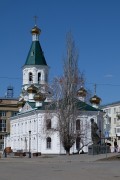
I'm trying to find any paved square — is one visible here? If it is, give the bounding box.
[0,154,120,180]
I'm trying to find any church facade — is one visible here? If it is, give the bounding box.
[5,24,104,154]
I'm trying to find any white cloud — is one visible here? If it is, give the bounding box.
[104,74,113,78]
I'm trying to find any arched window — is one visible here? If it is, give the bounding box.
[29,72,33,82]
[76,119,80,130]
[45,73,48,82]
[46,137,51,149]
[46,119,51,130]
[38,72,41,83]
[76,137,81,150]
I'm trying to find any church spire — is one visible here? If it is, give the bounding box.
[24,21,47,66]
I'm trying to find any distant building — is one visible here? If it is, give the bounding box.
[6,24,104,154]
[5,86,14,98]
[101,101,120,152]
[0,97,18,150]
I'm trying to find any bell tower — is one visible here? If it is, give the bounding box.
[22,23,49,93]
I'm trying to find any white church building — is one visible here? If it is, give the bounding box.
[5,24,104,155]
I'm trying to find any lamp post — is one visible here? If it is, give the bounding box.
[99,130,101,145]
[4,133,7,158]
[29,130,31,158]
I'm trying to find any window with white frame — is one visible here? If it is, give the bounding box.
[0,119,6,132]
[76,119,80,130]
[108,108,111,114]
[0,111,6,117]
[29,121,31,131]
[109,117,111,124]
[25,122,27,133]
[117,128,120,133]
[34,120,36,132]
[38,72,41,83]
[14,124,16,134]
[0,135,4,139]
[46,137,51,149]
[0,142,4,150]
[114,108,116,114]
[29,72,33,83]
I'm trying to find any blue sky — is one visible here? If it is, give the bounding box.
[0,0,120,105]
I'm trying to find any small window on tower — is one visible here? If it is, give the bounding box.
[31,51,34,56]
[38,72,41,83]
[29,72,33,82]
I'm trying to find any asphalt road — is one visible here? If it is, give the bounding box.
[0,154,120,180]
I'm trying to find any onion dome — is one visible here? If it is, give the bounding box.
[17,99,26,107]
[27,85,38,94]
[34,92,46,101]
[90,95,101,105]
[77,87,87,97]
[31,25,41,35]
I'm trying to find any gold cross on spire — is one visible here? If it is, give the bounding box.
[34,16,38,26]
[94,83,96,95]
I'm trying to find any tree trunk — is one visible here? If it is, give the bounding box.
[66,148,70,155]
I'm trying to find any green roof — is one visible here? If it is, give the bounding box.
[27,101,50,110]
[27,102,36,108]
[25,41,47,66]
[76,100,102,111]
[38,99,102,112]
[21,99,102,114]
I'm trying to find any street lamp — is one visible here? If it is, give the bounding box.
[4,133,7,158]
[99,130,101,145]
[29,130,31,158]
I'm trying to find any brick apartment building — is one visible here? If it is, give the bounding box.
[0,93,18,150]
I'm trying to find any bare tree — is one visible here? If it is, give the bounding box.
[51,32,86,155]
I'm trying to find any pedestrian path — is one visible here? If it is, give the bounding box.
[0,152,119,163]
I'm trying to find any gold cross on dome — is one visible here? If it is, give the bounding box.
[94,83,97,95]
[34,16,38,26]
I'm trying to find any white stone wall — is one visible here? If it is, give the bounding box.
[6,110,103,154]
